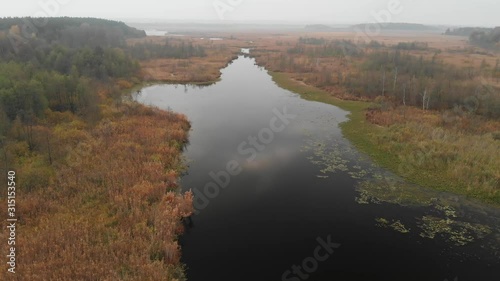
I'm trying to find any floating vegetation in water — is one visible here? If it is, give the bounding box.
[301,131,500,252]
[356,189,381,205]
[302,139,351,176]
[376,218,411,234]
[357,178,498,248]
[418,216,492,246]
[348,167,370,179]
[375,217,389,225]
[355,178,436,207]
[302,134,389,183]
[435,204,458,218]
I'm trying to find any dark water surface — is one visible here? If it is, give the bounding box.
[137,55,500,281]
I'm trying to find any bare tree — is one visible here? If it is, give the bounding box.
[393,66,398,95]
[381,68,386,97]
[402,83,407,106]
[46,130,53,165]
[421,89,427,110]
[419,88,432,110]
[426,90,432,110]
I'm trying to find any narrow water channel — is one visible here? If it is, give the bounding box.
[137,55,500,281]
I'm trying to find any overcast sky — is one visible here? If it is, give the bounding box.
[1,0,499,27]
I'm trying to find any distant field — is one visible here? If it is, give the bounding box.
[122,28,499,98]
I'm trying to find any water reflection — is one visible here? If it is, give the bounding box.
[137,55,500,281]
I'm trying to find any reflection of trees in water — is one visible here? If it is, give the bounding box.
[182,216,194,233]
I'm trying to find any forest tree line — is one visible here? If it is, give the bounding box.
[127,38,207,60]
[469,27,500,50]
[255,38,500,118]
[445,26,500,50]
[0,17,145,52]
[444,27,494,37]
[0,43,140,140]
[0,17,141,130]
[0,17,210,139]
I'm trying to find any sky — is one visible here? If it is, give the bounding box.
[1,0,499,27]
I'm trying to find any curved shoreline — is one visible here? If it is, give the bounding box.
[268,71,500,207]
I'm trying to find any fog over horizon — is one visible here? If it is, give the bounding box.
[1,0,499,27]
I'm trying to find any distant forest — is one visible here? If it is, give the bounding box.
[352,22,438,31]
[445,27,500,50]
[305,23,439,32]
[444,27,493,37]
[0,17,145,127]
[0,17,146,54]
[0,17,209,129]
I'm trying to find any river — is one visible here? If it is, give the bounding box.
[136,54,500,281]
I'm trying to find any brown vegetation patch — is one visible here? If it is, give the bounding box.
[129,35,245,83]
[1,102,194,281]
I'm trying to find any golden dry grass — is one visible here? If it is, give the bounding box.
[0,98,193,280]
[128,36,244,83]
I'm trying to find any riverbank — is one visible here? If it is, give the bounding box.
[270,71,500,207]
[139,55,238,83]
[128,35,243,83]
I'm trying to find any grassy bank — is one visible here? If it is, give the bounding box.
[270,71,500,207]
